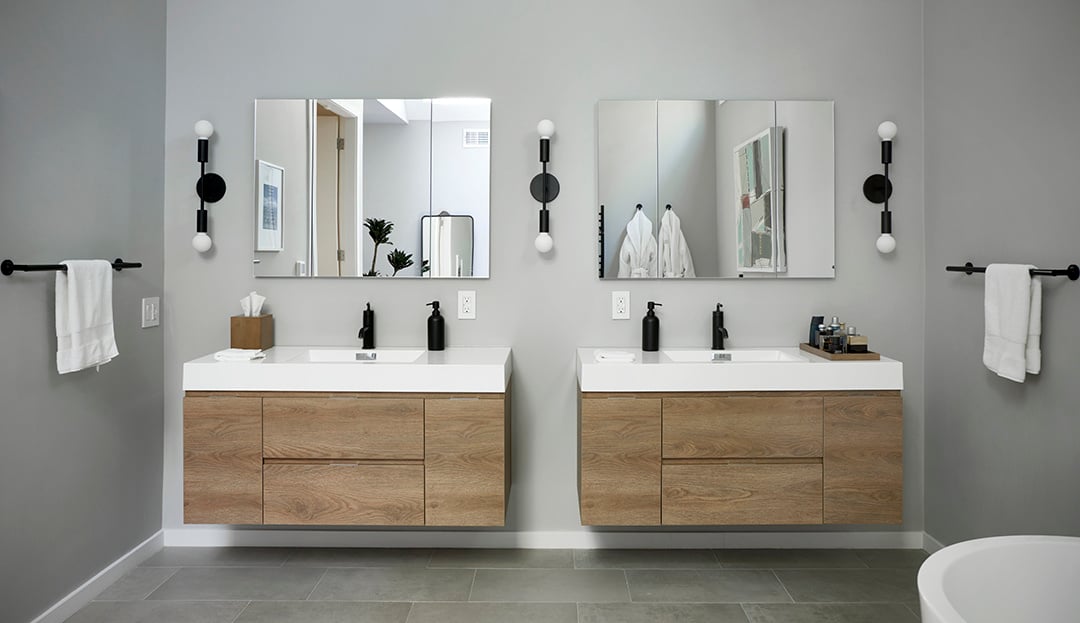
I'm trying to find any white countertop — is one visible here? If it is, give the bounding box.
[577,347,903,392]
[183,347,511,393]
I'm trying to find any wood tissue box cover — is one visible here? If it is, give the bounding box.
[231,315,274,350]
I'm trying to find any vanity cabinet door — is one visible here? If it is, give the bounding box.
[579,396,662,525]
[823,394,903,524]
[662,396,823,459]
[183,396,263,524]
[263,462,424,525]
[662,461,823,525]
[263,397,424,459]
[425,397,507,526]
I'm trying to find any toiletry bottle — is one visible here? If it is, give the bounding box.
[427,301,445,351]
[809,315,825,347]
[642,302,662,352]
[817,324,829,350]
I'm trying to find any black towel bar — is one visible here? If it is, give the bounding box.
[2,258,142,276]
[945,262,1079,281]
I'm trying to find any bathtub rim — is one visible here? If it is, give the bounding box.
[917,534,1080,623]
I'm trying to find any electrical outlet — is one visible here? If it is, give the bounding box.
[458,290,476,319]
[141,297,160,328]
[612,291,630,319]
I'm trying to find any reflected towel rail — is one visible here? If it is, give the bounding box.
[2,258,142,276]
[945,262,1079,281]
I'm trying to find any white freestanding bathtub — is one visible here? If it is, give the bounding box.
[918,535,1080,622]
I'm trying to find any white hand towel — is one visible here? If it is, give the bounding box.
[1026,276,1042,375]
[213,348,266,362]
[56,260,118,374]
[983,264,1040,382]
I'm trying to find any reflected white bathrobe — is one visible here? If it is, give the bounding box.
[657,208,695,278]
[618,210,658,278]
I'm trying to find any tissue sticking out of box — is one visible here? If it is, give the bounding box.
[240,291,266,317]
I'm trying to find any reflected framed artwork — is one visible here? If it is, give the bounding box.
[256,160,283,251]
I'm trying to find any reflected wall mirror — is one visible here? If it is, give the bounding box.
[597,100,834,279]
[253,97,491,278]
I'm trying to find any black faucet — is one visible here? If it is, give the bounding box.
[359,302,375,349]
[712,303,729,350]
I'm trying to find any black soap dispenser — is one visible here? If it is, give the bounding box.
[426,301,445,351]
[642,301,662,352]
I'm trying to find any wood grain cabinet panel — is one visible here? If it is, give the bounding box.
[425,398,507,526]
[824,394,903,524]
[663,397,823,459]
[579,397,662,525]
[662,462,823,525]
[263,462,424,525]
[263,397,423,459]
[183,396,263,524]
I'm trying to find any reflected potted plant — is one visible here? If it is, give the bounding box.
[363,218,394,276]
[387,249,414,276]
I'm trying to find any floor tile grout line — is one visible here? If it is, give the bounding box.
[404,601,416,623]
[137,566,181,601]
[227,601,251,623]
[622,569,632,602]
[771,569,797,604]
[302,568,330,601]
[466,568,477,602]
[575,602,581,623]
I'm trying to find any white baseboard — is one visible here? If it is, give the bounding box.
[164,527,925,550]
[31,530,164,623]
[922,531,946,553]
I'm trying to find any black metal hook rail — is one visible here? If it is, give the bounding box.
[946,262,1079,281]
[2,258,142,276]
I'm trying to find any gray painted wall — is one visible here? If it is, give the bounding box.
[0,1,165,621]
[924,0,1080,545]
[163,0,925,535]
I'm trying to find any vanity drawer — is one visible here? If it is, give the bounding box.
[662,461,823,525]
[263,397,423,459]
[263,462,424,525]
[662,397,823,459]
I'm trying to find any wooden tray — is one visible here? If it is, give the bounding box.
[799,342,880,361]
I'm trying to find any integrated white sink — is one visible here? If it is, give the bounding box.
[184,346,511,393]
[578,347,902,392]
[662,348,802,363]
[304,348,425,363]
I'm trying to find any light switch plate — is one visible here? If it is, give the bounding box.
[612,291,630,319]
[141,297,160,328]
[458,291,476,319]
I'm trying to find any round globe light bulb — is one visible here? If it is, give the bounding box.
[877,121,897,141]
[194,120,215,139]
[537,119,555,139]
[534,232,553,253]
[192,232,213,253]
[876,233,896,254]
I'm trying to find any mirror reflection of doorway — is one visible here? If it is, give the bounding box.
[313,100,361,277]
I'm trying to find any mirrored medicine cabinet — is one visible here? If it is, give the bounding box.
[252,97,491,278]
[597,99,835,280]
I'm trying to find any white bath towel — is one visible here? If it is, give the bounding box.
[213,348,266,362]
[617,210,658,278]
[983,264,1041,383]
[56,260,118,374]
[658,208,696,278]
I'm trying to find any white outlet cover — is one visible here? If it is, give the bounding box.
[612,291,630,320]
[141,296,160,328]
[457,290,476,319]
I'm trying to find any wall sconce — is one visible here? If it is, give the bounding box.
[193,120,227,253]
[863,121,897,254]
[530,119,559,253]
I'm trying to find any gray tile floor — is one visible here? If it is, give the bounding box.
[66,547,927,622]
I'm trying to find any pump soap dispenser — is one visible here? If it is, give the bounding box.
[427,301,445,351]
[642,301,662,352]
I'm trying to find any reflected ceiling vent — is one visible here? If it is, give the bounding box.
[464,129,490,148]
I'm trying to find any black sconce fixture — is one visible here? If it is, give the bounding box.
[530,119,559,253]
[193,120,227,253]
[863,121,897,254]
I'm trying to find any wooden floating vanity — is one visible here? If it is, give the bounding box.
[182,347,511,527]
[577,348,904,526]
